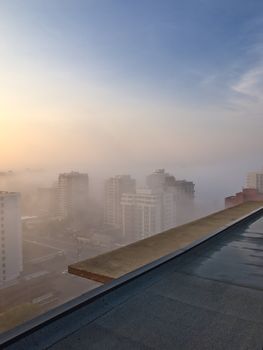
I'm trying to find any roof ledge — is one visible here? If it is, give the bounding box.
[68,201,263,283]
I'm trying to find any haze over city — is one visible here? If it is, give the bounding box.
[2,1,263,345]
[1,0,263,204]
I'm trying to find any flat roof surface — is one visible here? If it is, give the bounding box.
[69,202,263,282]
[3,206,263,350]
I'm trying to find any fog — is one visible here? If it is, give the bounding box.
[2,0,263,334]
[0,158,260,216]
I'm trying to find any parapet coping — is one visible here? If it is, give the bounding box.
[68,202,263,283]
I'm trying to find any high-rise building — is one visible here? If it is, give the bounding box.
[121,189,176,241]
[146,169,167,190]
[172,180,195,225]
[104,175,136,229]
[147,169,194,197]
[146,169,195,226]
[0,192,22,285]
[247,171,263,193]
[58,172,89,226]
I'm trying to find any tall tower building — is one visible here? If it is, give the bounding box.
[104,175,136,229]
[147,169,195,226]
[58,172,89,226]
[146,169,167,190]
[173,180,195,225]
[0,192,22,285]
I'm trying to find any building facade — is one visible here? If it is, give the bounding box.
[104,175,136,229]
[225,188,263,208]
[225,171,263,208]
[0,192,22,285]
[146,169,195,226]
[146,169,167,190]
[58,172,89,226]
[121,189,176,241]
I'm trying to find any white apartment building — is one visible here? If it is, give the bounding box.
[0,192,22,285]
[147,169,195,226]
[104,175,136,229]
[247,171,263,193]
[121,189,176,241]
[58,172,89,222]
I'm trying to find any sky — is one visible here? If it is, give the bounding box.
[1,0,263,200]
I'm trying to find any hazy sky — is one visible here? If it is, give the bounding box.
[1,0,263,196]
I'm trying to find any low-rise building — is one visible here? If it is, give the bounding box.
[225,188,263,208]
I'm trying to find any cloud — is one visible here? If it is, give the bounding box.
[231,65,263,102]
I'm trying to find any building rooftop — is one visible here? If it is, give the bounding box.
[68,201,263,283]
[1,202,263,349]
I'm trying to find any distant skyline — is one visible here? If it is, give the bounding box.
[1,1,263,199]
